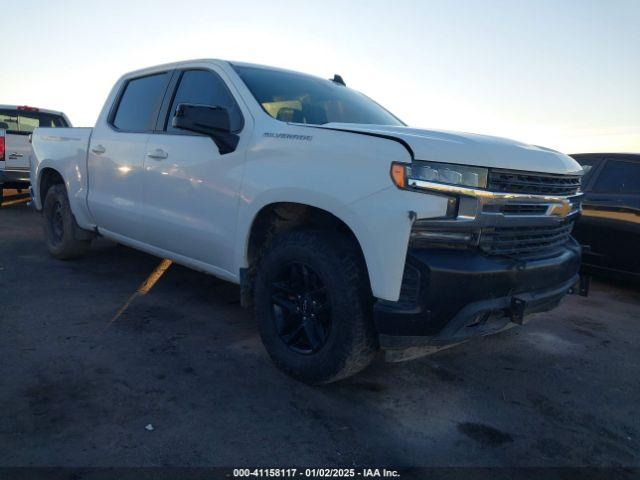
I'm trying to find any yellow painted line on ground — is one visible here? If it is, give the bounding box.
[1,198,30,207]
[104,258,173,330]
[138,258,173,294]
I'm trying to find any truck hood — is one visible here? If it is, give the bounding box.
[315,123,582,175]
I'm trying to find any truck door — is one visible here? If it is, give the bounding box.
[140,68,249,273]
[87,72,172,240]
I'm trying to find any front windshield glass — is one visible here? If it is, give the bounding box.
[233,65,404,126]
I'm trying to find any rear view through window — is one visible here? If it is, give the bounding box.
[593,159,640,194]
[233,65,404,126]
[112,72,171,132]
[0,109,68,135]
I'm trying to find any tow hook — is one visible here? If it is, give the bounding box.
[571,244,592,297]
[510,297,526,325]
[569,274,591,297]
[510,273,590,325]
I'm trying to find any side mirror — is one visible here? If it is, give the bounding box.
[172,103,239,154]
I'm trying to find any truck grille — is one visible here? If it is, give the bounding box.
[480,221,574,259]
[488,169,581,196]
[495,204,549,215]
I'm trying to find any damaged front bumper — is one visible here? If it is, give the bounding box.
[374,238,586,361]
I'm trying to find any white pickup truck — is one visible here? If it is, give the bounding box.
[0,105,70,201]
[30,59,586,384]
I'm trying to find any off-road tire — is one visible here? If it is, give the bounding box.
[254,229,378,384]
[43,184,90,259]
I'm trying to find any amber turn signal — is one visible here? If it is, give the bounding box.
[390,163,408,189]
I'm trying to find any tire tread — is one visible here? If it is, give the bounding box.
[43,184,90,260]
[254,229,378,384]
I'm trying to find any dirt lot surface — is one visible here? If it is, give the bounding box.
[1,192,638,469]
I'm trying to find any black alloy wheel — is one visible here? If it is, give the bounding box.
[42,184,90,259]
[50,201,65,246]
[254,229,378,384]
[271,262,331,354]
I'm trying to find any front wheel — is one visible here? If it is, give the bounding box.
[42,184,90,259]
[254,230,378,384]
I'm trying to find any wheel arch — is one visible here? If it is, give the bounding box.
[38,167,65,205]
[239,200,373,307]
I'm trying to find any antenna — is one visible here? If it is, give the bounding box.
[331,74,346,86]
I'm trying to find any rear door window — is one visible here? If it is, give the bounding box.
[0,109,68,135]
[112,72,171,132]
[165,69,243,133]
[592,159,640,194]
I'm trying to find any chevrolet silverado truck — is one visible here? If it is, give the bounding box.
[30,60,586,384]
[0,105,70,202]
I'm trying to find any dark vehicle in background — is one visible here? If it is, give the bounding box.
[0,105,71,202]
[571,153,640,279]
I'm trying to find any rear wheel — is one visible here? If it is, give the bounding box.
[43,184,90,259]
[254,230,378,384]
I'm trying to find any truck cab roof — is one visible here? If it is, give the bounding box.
[118,59,333,84]
[0,104,67,117]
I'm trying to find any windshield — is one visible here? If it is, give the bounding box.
[233,65,404,126]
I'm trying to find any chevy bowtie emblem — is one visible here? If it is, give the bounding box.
[549,200,573,218]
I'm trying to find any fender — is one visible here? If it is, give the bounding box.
[235,187,355,270]
[30,127,96,230]
[235,184,450,302]
[235,123,433,302]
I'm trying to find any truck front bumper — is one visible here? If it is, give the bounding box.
[374,238,582,352]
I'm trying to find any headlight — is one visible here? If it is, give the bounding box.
[391,161,488,190]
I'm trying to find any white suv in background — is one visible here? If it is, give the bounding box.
[0,105,71,200]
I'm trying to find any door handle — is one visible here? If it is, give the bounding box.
[146,149,168,160]
[91,145,106,155]
[7,152,24,159]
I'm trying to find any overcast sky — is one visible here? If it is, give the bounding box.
[2,0,638,153]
